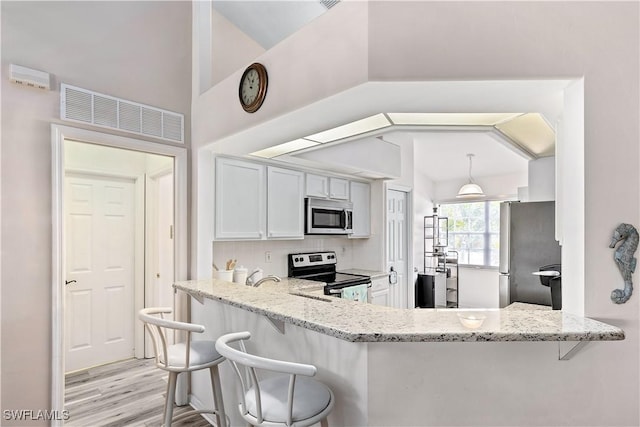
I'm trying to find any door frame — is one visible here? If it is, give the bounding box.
[51,124,188,421]
[144,165,175,357]
[384,183,413,309]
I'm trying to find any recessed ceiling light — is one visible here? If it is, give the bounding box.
[305,113,392,143]
[250,139,320,158]
[495,113,555,156]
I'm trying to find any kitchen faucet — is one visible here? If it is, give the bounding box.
[251,275,281,287]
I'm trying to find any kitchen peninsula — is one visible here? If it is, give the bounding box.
[175,278,624,426]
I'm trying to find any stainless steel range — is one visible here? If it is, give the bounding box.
[288,251,371,298]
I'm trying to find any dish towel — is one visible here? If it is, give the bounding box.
[341,284,368,302]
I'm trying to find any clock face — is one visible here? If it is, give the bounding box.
[241,69,260,106]
[239,63,268,113]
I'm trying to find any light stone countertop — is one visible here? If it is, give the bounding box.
[174,278,625,343]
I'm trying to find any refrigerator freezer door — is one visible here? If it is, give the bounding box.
[499,274,510,308]
[499,202,511,274]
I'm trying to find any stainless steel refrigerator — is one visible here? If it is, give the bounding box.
[499,201,561,308]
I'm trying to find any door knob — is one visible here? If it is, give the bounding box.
[65,280,77,286]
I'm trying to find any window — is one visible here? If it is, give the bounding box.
[439,201,501,267]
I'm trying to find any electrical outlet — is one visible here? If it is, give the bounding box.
[265,251,272,263]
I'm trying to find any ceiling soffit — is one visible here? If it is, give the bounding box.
[251,112,556,161]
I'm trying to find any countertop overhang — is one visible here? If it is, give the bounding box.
[174,278,625,343]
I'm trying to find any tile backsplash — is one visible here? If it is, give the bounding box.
[212,236,358,278]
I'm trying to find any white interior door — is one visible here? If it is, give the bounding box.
[156,172,175,309]
[386,189,409,309]
[65,173,135,372]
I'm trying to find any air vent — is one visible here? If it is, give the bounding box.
[320,0,340,9]
[61,84,184,143]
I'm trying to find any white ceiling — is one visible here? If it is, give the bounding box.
[407,130,530,182]
[212,1,329,49]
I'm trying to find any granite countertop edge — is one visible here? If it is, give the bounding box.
[174,279,625,344]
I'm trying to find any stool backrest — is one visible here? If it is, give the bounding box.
[215,331,317,425]
[138,307,205,370]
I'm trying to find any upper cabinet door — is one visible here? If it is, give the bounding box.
[350,181,371,238]
[329,177,349,200]
[305,173,329,198]
[215,158,266,240]
[267,166,304,239]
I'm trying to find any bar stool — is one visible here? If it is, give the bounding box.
[215,331,334,427]
[138,307,227,427]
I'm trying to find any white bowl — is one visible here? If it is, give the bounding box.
[457,312,487,329]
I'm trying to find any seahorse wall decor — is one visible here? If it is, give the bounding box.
[609,223,639,304]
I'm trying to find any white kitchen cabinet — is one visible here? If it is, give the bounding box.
[267,166,304,239]
[305,173,329,198]
[306,174,349,200]
[370,276,390,306]
[215,157,266,240]
[329,177,349,200]
[349,181,371,238]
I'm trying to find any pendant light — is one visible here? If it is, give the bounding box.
[457,153,485,198]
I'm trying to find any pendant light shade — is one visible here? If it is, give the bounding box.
[457,154,485,198]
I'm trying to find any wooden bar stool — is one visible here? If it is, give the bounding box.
[215,331,334,427]
[139,307,227,427]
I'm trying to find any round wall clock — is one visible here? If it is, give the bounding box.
[239,62,268,113]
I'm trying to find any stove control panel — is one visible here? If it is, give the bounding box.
[289,251,337,268]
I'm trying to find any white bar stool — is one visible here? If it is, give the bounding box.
[139,307,227,427]
[215,331,334,427]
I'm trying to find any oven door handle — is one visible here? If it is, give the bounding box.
[329,283,372,294]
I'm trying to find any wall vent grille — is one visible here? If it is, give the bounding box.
[320,0,340,9]
[61,84,184,143]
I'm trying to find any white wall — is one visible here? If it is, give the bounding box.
[528,156,556,202]
[65,141,172,176]
[192,1,370,151]
[195,2,639,425]
[413,170,435,273]
[211,8,265,87]
[1,1,191,419]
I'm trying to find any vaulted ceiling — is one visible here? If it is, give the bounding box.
[212,1,556,182]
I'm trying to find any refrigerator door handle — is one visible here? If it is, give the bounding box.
[499,202,511,274]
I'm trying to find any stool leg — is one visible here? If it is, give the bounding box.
[320,418,329,427]
[164,371,178,427]
[210,365,227,427]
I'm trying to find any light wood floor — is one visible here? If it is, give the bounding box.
[65,358,211,426]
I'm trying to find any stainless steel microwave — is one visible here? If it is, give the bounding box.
[305,197,353,235]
